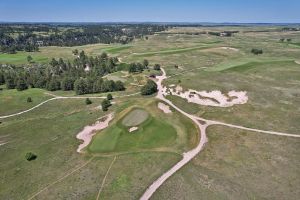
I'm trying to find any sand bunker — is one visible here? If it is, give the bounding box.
[158,102,172,113]
[163,85,248,107]
[76,113,113,153]
[295,60,300,65]
[220,47,239,51]
[129,127,139,132]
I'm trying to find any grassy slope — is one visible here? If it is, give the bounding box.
[0,95,195,199]
[0,43,131,65]
[0,88,51,116]
[152,125,300,200]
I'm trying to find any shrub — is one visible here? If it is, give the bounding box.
[27,97,32,103]
[153,64,161,71]
[107,94,113,100]
[25,152,37,161]
[251,48,263,55]
[141,80,158,95]
[85,98,92,105]
[101,99,111,111]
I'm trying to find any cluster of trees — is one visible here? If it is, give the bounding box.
[251,48,263,55]
[101,94,113,111]
[0,24,167,53]
[74,77,125,95]
[0,51,125,95]
[0,32,39,53]
[141,80,158,95]
[127,60,161,73]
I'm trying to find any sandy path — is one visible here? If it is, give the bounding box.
[0,92,140,119]
[96,156,117,200]
[76,113,114,153]
[140,68,212,200]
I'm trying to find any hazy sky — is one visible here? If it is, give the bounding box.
[0,0,299,23]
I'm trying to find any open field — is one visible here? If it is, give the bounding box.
[152,125,300,200]
[0,43,130,65]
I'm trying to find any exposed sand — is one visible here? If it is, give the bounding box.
[163,85,248,107]
[76,113,113,153]
[220,47,239,51]
[158,102,172,113]
[295,60,300,65]
[129,127,138,132]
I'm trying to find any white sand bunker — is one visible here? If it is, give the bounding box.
[295,60,300,65]
[163,86,248,107]
[158,102,172,113]
[129,127,139,132]
[219,47,239,51]
[76,113,113,153]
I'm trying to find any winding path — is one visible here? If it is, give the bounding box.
[0,92,140,119]
[140,68,300,200]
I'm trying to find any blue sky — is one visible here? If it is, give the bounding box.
[0,0,299,23]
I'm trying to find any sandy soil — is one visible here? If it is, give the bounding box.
[164,86,248,107]
[76,113,113,153]
[220,46,239,51]
[129,127,139,132]
[158,102,172,114]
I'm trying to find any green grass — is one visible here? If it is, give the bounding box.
[0,88,51,116]
[132,45,211,57]
[103,45,132,54]
[121,108,149,126]
[89,111,176,153]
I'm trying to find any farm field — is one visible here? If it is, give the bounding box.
[1,25,300,200]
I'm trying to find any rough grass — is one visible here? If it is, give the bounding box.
[152,125,300,200]
[0,88,51,116]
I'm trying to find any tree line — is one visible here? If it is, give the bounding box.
[0,51,125,95]
[0,24,167,54]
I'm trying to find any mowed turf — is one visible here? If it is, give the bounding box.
[121,108,149,127]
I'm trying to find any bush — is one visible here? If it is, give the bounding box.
[25,152,37,161]
[141,80,158,95]
[27,97,32,103]
[107,94,113,100]
[85,98,92,105]
[251,48,263,55]
[153,64,161,71]
[101,99,111,111]
[16,78,28,91]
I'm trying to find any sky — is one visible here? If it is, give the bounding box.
[0,0,299,23]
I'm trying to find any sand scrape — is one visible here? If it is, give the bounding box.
[76,113,113,153]
[162,85,248,107]
[158,102,172,113]
[129,127,139,132]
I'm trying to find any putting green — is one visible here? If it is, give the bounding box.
[121,109,149,127]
